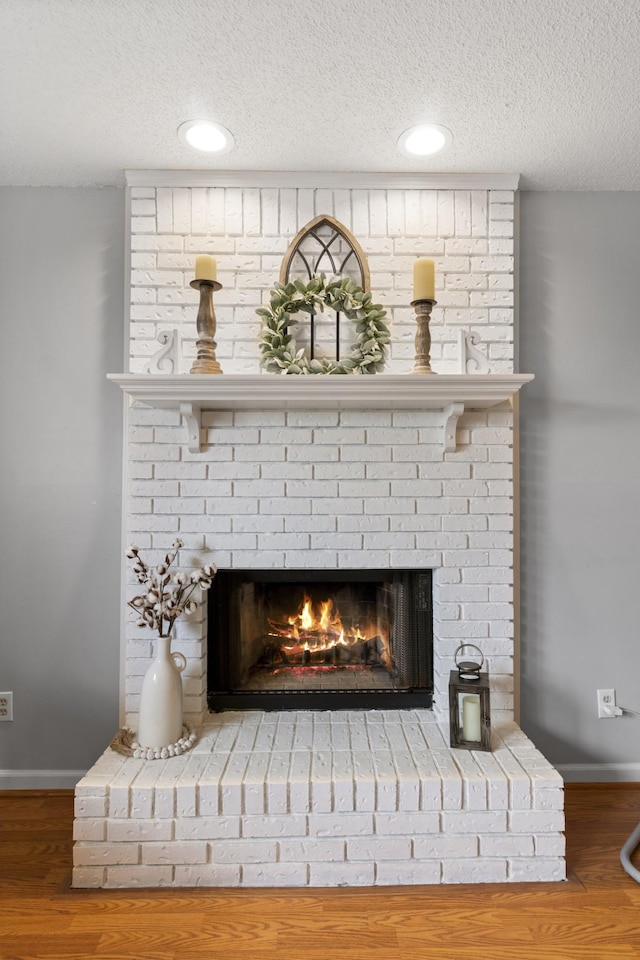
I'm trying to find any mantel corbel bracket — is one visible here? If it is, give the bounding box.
[443,402,464,453]
[179,402,202,453]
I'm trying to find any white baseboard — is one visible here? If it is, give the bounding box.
[557,763,640,783]
[0,769,87,790]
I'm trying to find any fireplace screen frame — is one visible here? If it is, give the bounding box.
[207,569,433,712]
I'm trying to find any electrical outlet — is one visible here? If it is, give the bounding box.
[597,688,622,719]
[0,692,13,721]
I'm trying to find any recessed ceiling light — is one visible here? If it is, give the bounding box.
[177,120,235,154]
[397,124,453,157]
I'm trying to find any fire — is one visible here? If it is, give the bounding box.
[274,593,370,657]
[293,597,315,632]
[288,595,345,641]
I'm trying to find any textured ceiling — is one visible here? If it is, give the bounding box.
[1,0,639,189]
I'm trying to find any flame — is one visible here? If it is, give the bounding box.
[278,593,373,655]
[319,600,334,632]
[301,599,313,631]
[286,594,343,647]
[266,589,390,670]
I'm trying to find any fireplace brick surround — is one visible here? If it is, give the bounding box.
[72,172,565,887]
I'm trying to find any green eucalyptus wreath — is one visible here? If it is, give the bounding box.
[257,274,390,375]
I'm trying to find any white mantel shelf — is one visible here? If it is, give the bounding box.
[108,373,534,453]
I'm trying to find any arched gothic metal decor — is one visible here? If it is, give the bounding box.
[279,216,370,290]
[278,216,371,362]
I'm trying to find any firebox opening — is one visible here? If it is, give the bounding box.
[207,569,433,712]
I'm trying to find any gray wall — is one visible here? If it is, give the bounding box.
[519,192,640,777]
[0,188,124,786]
[1,188,639,784]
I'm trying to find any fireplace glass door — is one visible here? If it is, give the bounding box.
[208,569,432,711]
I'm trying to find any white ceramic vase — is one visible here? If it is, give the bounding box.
[137,635,186,749]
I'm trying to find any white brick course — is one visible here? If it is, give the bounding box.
[442,858,508,884]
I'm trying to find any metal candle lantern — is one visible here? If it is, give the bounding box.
[449,644,491,752]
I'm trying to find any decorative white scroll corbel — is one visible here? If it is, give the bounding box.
[443,402,464,453]
[146,330,180,375]
[458,330,491,374]
[179,402,202,454]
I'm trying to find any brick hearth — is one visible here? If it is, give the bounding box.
[73,711,564,888]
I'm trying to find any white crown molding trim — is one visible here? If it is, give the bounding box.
[125,170,520,191]
[556,763,640,783]
[0,769,87,790]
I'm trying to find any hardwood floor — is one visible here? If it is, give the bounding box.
[1,784,640,959]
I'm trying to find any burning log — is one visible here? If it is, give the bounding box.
[267,618,298,637]
[333,644,352,664]
[267,619,340,647]
[365,636,384,664]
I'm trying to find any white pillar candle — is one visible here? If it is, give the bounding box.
[195,255,217,282]
[413,257,435,301]
[462,694,481,742]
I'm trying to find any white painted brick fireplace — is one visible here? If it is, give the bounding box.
[73,172,564,888]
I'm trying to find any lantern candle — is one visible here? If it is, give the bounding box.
[449,646,491,751]
[413,257,435,302]
[195,255,217,283]
[462,694,481,742]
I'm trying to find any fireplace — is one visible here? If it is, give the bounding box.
[208,569,433,711]
[72,174,565,891]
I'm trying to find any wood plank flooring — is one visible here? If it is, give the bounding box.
[1,784,640,959]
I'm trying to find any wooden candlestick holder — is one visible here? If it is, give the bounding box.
[189,278,223,374]
[410,298,437,375]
